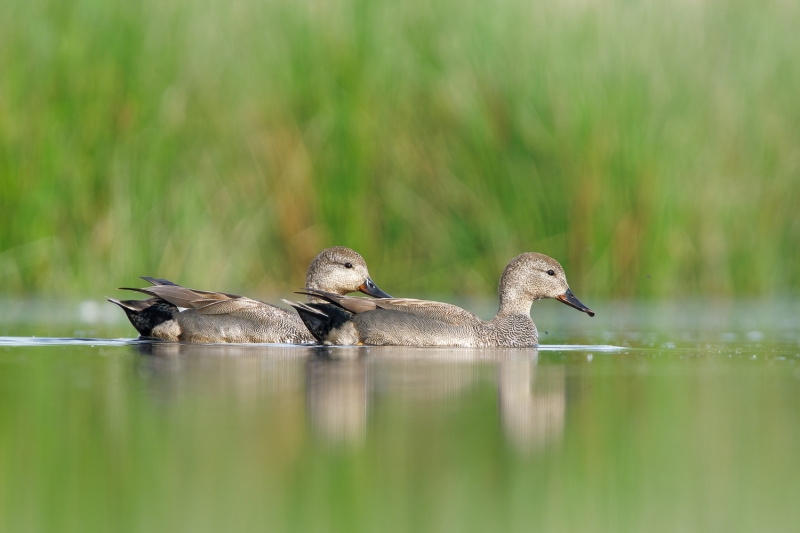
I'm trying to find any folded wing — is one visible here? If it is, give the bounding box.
[296,289,481,326]
[120,277,269,315]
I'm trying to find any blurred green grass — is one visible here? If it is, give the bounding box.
[1,0,799,298]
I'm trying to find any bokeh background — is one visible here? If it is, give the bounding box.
[2,0,799,299]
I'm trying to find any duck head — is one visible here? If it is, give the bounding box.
[498,252,594,317]
[305,247,391,298]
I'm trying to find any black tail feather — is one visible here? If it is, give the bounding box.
[140,276,180,287]
[107,297,177,337]
[287,301,354,343]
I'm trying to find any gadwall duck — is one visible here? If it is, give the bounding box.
[289,252,593,347]
[108,247,391,343]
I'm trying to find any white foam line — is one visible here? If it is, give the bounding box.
[0,336,139,347]
[0,337,629,352]
[536,344,628,351]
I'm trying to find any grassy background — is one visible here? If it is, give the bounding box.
[2,0,799,299]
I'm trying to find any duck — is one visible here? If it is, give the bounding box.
[288,252,593,347]
[107,246,391,343]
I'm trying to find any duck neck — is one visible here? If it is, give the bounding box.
[497,291,534,317]
[305,275,321,292]
[304,271,330,303]
[496,258,535,317]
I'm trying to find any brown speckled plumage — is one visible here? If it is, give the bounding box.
[291,252,594,347]
[108,247,390,343]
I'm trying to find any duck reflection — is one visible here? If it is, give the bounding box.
[498,357,565,453]
[132,343,565,453]
[133,341,310,405]
[306,349,367,447]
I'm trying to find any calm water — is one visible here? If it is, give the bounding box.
[1,300,800,533]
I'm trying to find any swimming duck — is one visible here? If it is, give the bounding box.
[108,247,391,343]
[289,252,593,347]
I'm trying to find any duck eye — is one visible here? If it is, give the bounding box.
[547,269,555,276]
[344,262,353,269]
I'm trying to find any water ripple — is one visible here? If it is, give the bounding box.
[0,336,139,347]
[0,336,627,351]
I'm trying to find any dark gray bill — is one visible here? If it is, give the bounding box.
[556,288,595,317]
[358,278,392,298]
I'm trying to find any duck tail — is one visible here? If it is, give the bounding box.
[140,276,180,286]
[107,297,177,338]
[284,300,354,343]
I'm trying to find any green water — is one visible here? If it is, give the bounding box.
[1,301,800,532]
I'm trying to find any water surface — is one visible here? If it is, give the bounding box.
[1,300,799,532]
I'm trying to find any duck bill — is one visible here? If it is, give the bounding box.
[556,288,595,317]
[358,278,392,298]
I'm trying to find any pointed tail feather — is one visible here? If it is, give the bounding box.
[294,288,381,314]
[118,287,159,297]
[282,300,329,317]
[107,297,177,338]
[294,288,343,304]
[119,284,204,309]
[140,276,180,287]
[141,276,245,301]
[107,297,153,312]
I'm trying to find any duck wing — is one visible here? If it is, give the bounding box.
[192,296,265,315]
[121,278,272,315]
[296,289,481,326]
